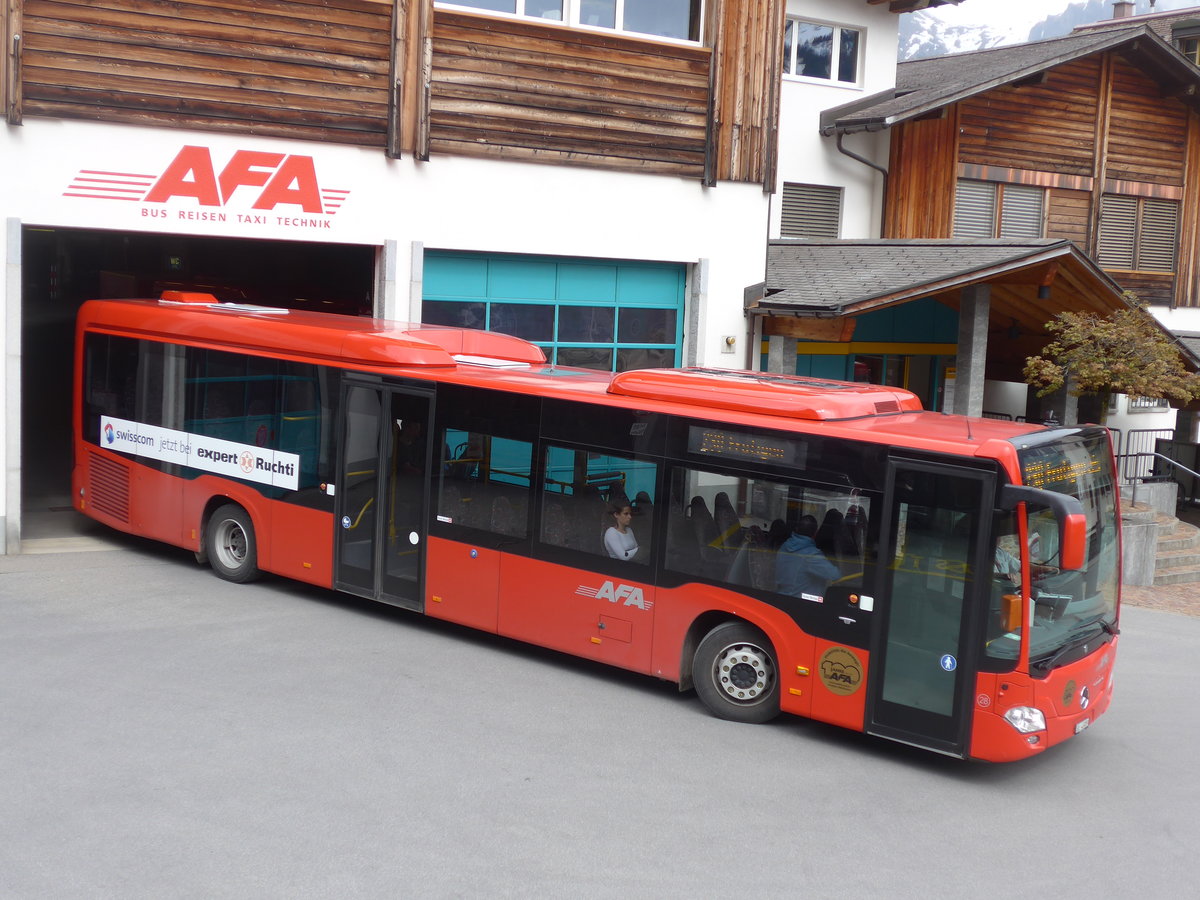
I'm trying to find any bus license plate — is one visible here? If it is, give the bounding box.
[1075,718,1090,734]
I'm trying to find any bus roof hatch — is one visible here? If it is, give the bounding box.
[607,368,923,420]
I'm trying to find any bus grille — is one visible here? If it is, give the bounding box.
[88,452,131,523]
[874,400,901,414]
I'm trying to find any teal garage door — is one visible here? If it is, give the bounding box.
[423,251,685,371]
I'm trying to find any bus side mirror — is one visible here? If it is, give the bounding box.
[1060,512,1086,571]
[999,484,1088,573]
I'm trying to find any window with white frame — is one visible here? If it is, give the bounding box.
[953,180,1045,239]
[1097,195,1179,273]
[1128,396,1170,412]
[438,0,702,42]
[782,18,861,85]
[781,183,842,238]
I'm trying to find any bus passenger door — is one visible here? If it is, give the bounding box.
[334,381,433,612]
[866,460,993,758]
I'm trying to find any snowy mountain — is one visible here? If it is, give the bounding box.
[898,11,1013,60]
[899,0,1196,61]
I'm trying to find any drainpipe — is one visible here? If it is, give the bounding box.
[835,131,889,234]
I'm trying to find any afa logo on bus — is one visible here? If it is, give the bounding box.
[576,581,653,611]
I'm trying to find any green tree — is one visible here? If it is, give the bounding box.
[1023,295,1200,411]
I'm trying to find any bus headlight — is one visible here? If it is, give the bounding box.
[1003,706,1046,734]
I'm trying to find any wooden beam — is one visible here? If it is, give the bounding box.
[762,316,857,341]
[386,0,405,158]
[1087,51,1115,257]
[5,0,22,125]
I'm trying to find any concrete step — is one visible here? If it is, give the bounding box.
[1154,564,1200,586]
[1122,502,1157,525]
[1157,518,1200,553]
[1155,548,1200,569]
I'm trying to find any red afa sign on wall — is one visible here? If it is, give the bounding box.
[63,145,351,232]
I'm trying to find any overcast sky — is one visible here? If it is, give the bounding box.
[921,0,1196,38]
[930,0,1074,31]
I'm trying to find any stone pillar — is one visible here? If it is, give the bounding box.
[767,335,797,375]
[4,218,21,555]
[1037,382,1079,427]
[951,284,989,418]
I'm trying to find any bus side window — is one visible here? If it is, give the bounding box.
[83,334,169,443]
[436,427,533,540]
[539,445,656,563]
[185,348,278,446]
[665,466,871,600]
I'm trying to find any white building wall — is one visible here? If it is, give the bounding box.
[0,118,770,547]
[772,0,900,240]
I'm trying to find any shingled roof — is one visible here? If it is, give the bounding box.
[761,238,1103,313]
[1075,5,1200,40]
[821,23,1200,134]
[760,238,1200,369]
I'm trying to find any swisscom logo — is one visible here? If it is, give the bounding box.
[104,423,114,444]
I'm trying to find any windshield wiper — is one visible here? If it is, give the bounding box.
[1030,619,1117,674]
[1030,642,1078,675]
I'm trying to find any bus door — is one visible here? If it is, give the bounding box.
[334,379,434,611]
[866,459,994,757]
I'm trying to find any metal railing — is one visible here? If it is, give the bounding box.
[1119,428,1175,483]
[1119,451,1200,507]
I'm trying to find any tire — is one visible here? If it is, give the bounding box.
[693,621,780,724]
[206,504,260,583]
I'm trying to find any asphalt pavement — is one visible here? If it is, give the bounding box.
[2,530,1198,898]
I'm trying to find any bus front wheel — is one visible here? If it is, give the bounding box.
[206,504,260,584]
[693,622,780,724]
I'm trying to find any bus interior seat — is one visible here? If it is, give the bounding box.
[542,499,568,546]
[713,492,742,546]
[689,496,727,577]
[490,495,524,538]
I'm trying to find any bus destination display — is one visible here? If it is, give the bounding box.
[688,425,805,467]
[1020,443,1106,493]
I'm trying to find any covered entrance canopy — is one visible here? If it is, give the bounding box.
[755,237,1200,415]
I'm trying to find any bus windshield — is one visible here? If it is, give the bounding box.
[993,428,1119,672]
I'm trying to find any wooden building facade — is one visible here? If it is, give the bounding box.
[0,0,803,186]
[829,26,1200,308]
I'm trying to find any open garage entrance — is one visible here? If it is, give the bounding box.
[19,226,376,547]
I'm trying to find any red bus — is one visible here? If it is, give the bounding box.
[73,293,1120,762]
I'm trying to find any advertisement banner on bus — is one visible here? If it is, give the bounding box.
[100,416,300,490]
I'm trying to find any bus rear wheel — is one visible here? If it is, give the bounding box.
[206,504,260,584]
[694,622,780,724]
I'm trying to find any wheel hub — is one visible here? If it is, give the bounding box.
[714,642,773,703]
[218,520,246,564]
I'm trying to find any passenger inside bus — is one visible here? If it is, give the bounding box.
[604,500,639,560]
[775,515,841,598]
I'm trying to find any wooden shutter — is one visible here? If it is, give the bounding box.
[1137,199,1179,273]
[781,183,841,238]
[999,184,1044,239]
[952,180,996,238]
[1097,195,1138,269]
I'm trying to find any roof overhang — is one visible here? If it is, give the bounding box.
[757,238,1200,375]
[822,25,1200,136]
[867,0,964,12]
